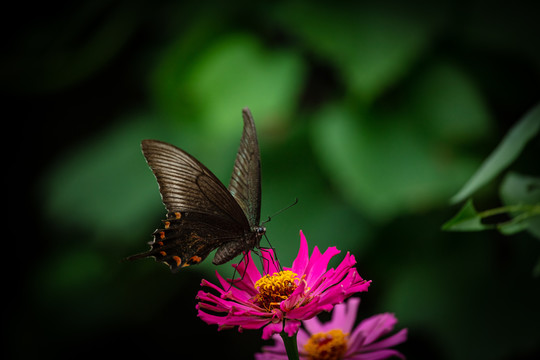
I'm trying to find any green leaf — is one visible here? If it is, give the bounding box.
[500,172,540,205]
[442,200,491,232]
[408,61,491,142]
[450,103,540,204]
[310,60,490,220]
[150,32,305,148]
[443,197,540,235]
[149,14,227,121]
[500,172,540,239]
[183,34,305,137]
[311,102,481,220]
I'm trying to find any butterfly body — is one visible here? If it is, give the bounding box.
[128,108,264,272]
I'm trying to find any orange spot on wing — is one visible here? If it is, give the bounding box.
[159,251,167,256]
[174,212,181,219]
[172,256,181,267]
[157,241,164,246]
[164,221,170,229]
[159,231,165,240]
[189,256,202,264]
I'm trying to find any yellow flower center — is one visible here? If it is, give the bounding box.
[254,270,299,311]
[304,329,348,360]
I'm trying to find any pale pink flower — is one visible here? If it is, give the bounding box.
[256,297,408,360]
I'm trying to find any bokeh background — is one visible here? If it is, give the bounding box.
[5,0,540,359]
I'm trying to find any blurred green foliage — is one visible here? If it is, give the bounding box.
[443,106,540,237]
[450,104,540,204]
[6,0,540,359]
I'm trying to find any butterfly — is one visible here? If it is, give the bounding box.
[128,107,265,272]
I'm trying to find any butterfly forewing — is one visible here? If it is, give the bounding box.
[141,139,248,225]
[228,108,262,226]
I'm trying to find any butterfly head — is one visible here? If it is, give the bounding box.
[253,225,266,247]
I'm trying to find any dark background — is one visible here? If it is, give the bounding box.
[4,0,540,359]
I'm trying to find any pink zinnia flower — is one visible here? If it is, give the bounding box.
[256,297,408,360]
[196,231,371,340]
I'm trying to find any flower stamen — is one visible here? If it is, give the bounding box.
[304,329,348,360]
[254,270,299,311]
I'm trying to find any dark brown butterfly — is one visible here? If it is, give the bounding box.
[128,107,265,272]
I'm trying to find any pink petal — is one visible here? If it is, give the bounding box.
[302,311,325,335]
[260,248,280,274]
[196,291,228,309]
[348,313,403,354]
[286,295,334,320]
[291,230,309,275]
[232,316,273,329]
[258,334,284,353]
[304,245,323,276]
[305,246,341,285]
[283,319,302,337]
[302,268,327,295]
[301,297,361,336]
[201,277,226,295]
[232,251,262,290]
[197,280,251,304]
[214,271,231,291]
[359,329,408,353]
[315,278,352,306]
[347,277,372,295]
[256,334,289,360]
[296,328,311,347]
[329,297,361,334]
[359,313,398,345]
[255,353,287,360]
[262,322,284,340]
[331,252,357,280]
[196,299,226,314]
[331,268,371,297]
[223,287,254,303]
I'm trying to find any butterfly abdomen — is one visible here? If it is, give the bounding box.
[212,227,265,265]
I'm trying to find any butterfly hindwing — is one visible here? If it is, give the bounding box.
[228,108,262,226]
[129,211,247,272]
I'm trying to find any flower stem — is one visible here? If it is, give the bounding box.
[280,331,299,360]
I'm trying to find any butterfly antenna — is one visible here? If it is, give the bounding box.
[262,198,298,225]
